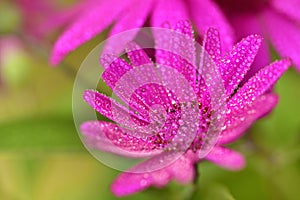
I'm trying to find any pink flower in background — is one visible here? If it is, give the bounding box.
[50,0,300,75]
[14,0,86,40]
[50,0,234,65]
[80,21,290,196]
[214,0,300,74]
[0,36,26,87]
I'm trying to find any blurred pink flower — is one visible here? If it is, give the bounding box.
[0,36,25,87]
[215,0,300,75]
[50,0,234,65]
[14,0,86,40]
[80,21,290,196]
[50,0,300,74]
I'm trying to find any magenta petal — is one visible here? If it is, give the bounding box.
[271,0,300,23]
[220,94,278,144]
[264,9,300,72]
[219,34,263,96]
[230,14,271,83]
[205,147,245,170]
[15,0,66,39]
[197,28,222,110]
[243,40,271,84]
[229,58,290,111]
[174,20,194,38]
[111,151,197,197]
[187,0,234,52]
[151,0,189,27]
[36,2,87,39]
[126,42,153,66]
[50,0,132,65]
[102,56,133,87]
[81,121,161,157]
[112,171,155,197]
[154,21,195,60]
[101,55,150,120]
[156,51,196,88]
[101,55,172,118]
[83,90,149,128]
[203,27,222,62]
[109,0,152,36]
[103,0,153,54]
[155,21,196,87]
[173,20,196,65]
[101,53,184,122]
[16,0,53,14]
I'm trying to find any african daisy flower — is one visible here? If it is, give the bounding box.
[80,21,290,196]
[50,0,300,75]
[50,0,234,65]
[214,0,300,75]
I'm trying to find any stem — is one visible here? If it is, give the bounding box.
[183,164,200,200]
[193,163,199,185]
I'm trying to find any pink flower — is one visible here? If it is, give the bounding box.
[14,0,86,40]
[80,21,290,196]
[214,0,300,74]
[50,0,300,74]
[0,36,26,87]
[50,0,234,65]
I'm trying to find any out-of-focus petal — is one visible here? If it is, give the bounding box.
[187,0,234,52]
[111,151,197,197]
[81,121,161,157]
[271,0,300,23]
[50,0,133,65]
[263,9,300,72]
[16,0,55,38]
[204,146,245,170]
[37,2,87,39]
[103,0,153,54]
[219,34,262,96]
[219,94,278,144]
[151,0,189,27]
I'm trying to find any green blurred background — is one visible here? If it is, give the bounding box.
[1,1,300,200]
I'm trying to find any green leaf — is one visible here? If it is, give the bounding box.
[0,116,84,152]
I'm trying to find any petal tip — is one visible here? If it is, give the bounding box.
[206,147,246,171]
[111,173,148,197]
[248,34,263,47]
[83,89,98,106]
[49,50,62,66]
[281,57,292,68]
[207,27,219,34]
